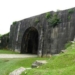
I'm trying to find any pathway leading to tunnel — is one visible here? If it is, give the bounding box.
[0,54,37,58]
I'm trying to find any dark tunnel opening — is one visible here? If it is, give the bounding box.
[21,27,39,54]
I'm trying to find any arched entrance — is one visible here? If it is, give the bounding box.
[21,27,39,54]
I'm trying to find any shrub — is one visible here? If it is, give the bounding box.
[13,21,17,25]
[68,9,74,14]
[48,13,60,27]
[68,9,74,20]
[0,34,2,38]
[68,15,71,20]
[45,12,51,19]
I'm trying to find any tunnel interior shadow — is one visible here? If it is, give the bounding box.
[21,27,39,54]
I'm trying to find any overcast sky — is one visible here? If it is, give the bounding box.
[0,0,75,34]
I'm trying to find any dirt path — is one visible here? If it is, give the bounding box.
[0,54,37,58]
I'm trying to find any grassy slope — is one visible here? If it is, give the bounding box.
[21,42,75,75]
[0,58,48,75]
[0,49,19,54]
[0,42,75,75]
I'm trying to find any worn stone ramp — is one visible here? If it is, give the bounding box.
[0,54,37,58]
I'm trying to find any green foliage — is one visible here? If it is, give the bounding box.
[0,57,47,75]
[0,42,75,75]
[0,49,19,54]
[45,12,51,19]
[13,21,17,25]
[35,18,40,24]
[68,15,71,20]
[21,42,75,75]
[68,9,74,14]
[2,33,9,37]
[0,34,1,37]
[1,33,9,40]
[65,41,72,49]
[0,34,2,38]
[0,33,9,49]
[46,12,60,27]
[68,9,74,20]
[48,13,60,27]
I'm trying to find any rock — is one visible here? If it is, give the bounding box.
[61,50,66,53]
[31,63,38,68]
[71,41,74,43]
[53,54,59,56]
[46,54,52,58]
[31,60,47,68]
[9,67,31,75]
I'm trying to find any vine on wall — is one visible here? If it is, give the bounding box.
[45,12,60,27]
[13,21,17,25]
[68,9,74,20]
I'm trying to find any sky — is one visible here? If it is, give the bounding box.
[0,0,75,35]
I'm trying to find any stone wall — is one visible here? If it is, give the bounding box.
[0,33,9,49]
[9,7,75,56]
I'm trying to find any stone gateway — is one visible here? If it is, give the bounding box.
[9,7,75,56]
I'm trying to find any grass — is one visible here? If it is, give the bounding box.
[21,42,75,75]
[0,42,75,75]
[0,57,48,75]
[65,41,72,49]
[0,49,19,54]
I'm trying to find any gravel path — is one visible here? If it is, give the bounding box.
[0,54,37,58]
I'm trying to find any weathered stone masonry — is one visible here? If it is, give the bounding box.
[9,7,75,56]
